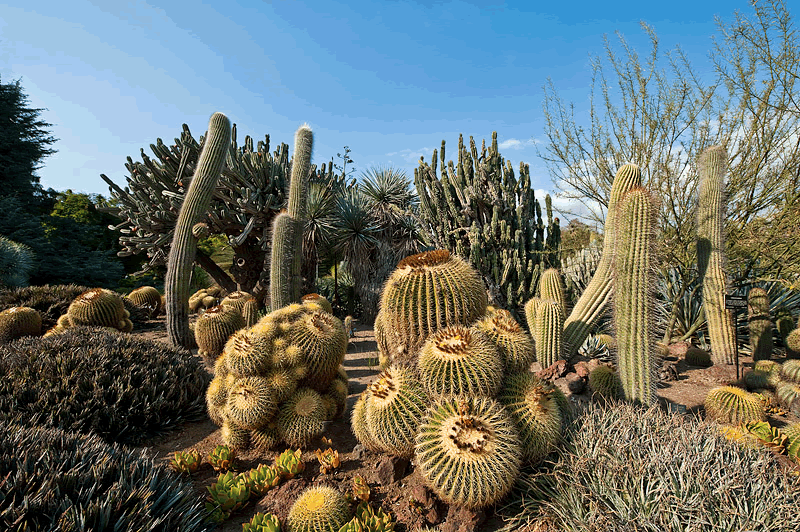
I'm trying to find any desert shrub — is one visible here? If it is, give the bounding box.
[0,420,212,531]
[0,283,90,330]
[503,401,800,532]
[0,327,210,445]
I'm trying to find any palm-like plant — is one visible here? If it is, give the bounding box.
[302,181,340,294]
[359,166,419,231]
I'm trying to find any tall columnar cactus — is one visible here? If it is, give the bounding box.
[612,187,658,405]
[165,112,231,348]
[562,164,642,358]
[747,287,773,362]
[414,132,559,316]
[533,299,564,369]
[696,145,737,365]
[270,124,313,311]
[539,268,567,316]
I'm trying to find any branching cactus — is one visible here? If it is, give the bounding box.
[563,164,642,358]
[270,124,313,310]
[612,187,659,406]
[165,112,231,348]
[748,287,773,362]
[696,145,737,365]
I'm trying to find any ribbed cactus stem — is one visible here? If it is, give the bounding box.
[563,164,642,358]
[165,112,231,348]
[270,124,313,310]
[747,287,773,362]
[539,268,567,316]
[612,187,658,405]
[534,299,564,368]
[696,146,737,365]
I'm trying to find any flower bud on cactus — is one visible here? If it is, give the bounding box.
[417,325,504,398]
[195,305,246,360]
[287,485,351,532]
[473,307,536,372]
[704,386,765,425]
[243,512,281,532]
[498,373,562,463]
[278,388,326,448]
[170,449,203,475]
[378,249,488,367]
[415,396,522,509]
[0,306,42,344]
[364,365,428,458]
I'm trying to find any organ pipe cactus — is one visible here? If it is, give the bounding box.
[696,146,737,365]
[612,187,658,405]
[747,287,773,362]
[165,112,231,348]
[563,164,642,358]
[271,124,313,311]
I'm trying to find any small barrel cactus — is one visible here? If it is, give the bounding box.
[704,386,765,425]
[225,376,278,430]
[588,365,623,401]
[415,396,522,509]
[125,286,163,318]
[277,387,326,448]
[0,306,42,344]
[351,389,382,452]
[684,347,713,367]
[289,310,348,384]
[67,288,133,332]
[195,305,246,360]
[498,373,562,463]
[286,485,351,532]
[781,359,800,384]
[472,307,536,372]
[301,293,333,314]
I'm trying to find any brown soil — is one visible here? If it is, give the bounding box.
[133,318,800,532]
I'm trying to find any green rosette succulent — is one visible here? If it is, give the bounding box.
[169,448,203,475]
[245,463,282,497]
[243,512,282,532]
[206,470,251,519]
[275,448,306,479]
[208,444,236,472]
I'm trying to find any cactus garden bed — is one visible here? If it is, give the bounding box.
[124,316,800,532]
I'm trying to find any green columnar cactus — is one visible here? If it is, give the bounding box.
[498,373,562,463]
[473,307,536,372]
[533,299,564,368]
[195,305,246,360]
[747,287,773,362]
[67,288,133,332]
[378,249,488,367]
[271,124,313,311]
[364,365,428,458]
[696,146,737,365]
[414,132,556,316]
[0,306,42,344]
[165,112,231,348]
[704,386,765,424]
[414,396,522,509]
[563,164,642,358]
[125,286,163,318]
[612,187,658,405]
[539,268,567,316]
[417,325,504,398]
[287,486,351,532]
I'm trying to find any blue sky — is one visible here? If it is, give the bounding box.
[2,0,754,217]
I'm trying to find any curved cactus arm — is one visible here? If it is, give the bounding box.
[165,112,232,348]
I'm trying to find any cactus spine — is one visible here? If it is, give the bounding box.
[539,268,567,316]
[563,164,642,358]
[612,187,658,405]
[696,146,737,365]
[271,124,313,310]
[533,299,563,368]
[166,112,231,347]
[747,287,773,362]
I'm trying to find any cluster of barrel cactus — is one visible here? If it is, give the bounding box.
[356,249,567,509]
[739,359,800,414]
[193,290,261,360]
[44,288,133,336]
[206,295,348,451]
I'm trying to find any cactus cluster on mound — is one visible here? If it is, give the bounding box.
[206,302,348,451]
[189,285,226,312]
[45,288,133,335]
[359,249,568,509]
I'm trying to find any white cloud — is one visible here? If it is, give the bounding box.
[497,137,538,150]
[534,188,603,225]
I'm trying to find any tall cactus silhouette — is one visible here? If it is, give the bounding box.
[165,112,231,348]
[696,146,737,365]
[562,164,642,357]
[270,124,313,310]
[612,187,658,405]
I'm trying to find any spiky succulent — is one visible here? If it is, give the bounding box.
[195,305,246,360]
[224,376,277,430]
[744,371,770,391]
[776,381,800,408]
[754,359,783,386]
[784,423,800,461]
[415,396,522,508]
[472,307,536,372]
[66,288,133,332]
[302,293,333,314]
[339,502,396,532]
[221,419,251,450]
[684,347,713,367]
[223,328,272,377]
[289,310,348,384]
[704,386,765,425]
[781,360,800,384]
[351,389,382,452]
[364,365,428,458]
[250,420,281,452]
[315,447,341,474]
[287,485,351,532]
[417,325,504,398]
[125,285,163,318]
[741,421,788,453]
[498,372,562,463]
[588,365,623,401]
[277,388,326,448]
[0,306,42,344]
